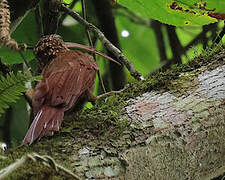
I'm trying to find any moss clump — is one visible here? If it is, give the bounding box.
[61,44,225,145]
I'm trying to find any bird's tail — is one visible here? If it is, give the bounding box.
[21,106,64,145]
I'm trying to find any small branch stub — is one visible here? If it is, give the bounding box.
[0,153,81,180]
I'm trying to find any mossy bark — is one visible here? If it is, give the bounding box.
[1,47,225,179]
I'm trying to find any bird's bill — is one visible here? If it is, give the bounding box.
[65,42,121,66]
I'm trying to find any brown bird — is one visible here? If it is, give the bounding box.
[22,34,110,145]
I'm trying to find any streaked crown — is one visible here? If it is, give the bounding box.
[34,34,69,68]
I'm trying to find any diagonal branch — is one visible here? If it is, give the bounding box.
[214,22,225,45]
[151,20,167,62]
[59,4,144,81]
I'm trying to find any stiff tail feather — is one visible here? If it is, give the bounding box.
[21,106,64,145]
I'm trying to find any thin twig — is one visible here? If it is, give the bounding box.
[81,0,91,46]
[58,0,79,26]
[96,83,130,100]
[0,155,28,179]
[32,153,81,180]
[80,0,106,93]
[214,22,225,45]
[59,5,144,81]
[26,45,34,50]
[0,153,81,180]
[18,51,29,69]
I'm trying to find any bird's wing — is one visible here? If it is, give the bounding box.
[32,51,98,113]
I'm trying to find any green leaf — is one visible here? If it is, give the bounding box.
[117,0,224,26]
[0,71,40,117]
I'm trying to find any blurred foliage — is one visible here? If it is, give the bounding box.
[0,12,37,64]
[0,0,224,146]
[116,16,160,76]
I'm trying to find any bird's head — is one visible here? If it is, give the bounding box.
[34,34,69,68]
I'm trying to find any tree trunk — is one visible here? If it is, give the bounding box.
[0,48,225,179]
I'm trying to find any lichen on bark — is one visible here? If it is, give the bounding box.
[0,45,225,179]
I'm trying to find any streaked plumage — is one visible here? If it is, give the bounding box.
[22,35,98,145]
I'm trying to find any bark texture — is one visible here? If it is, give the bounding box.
[0,48,225,179]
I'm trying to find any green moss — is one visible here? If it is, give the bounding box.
[0,44,224,179]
